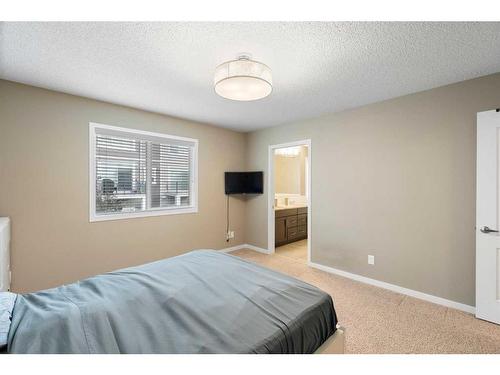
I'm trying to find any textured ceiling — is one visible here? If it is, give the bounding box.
[1,22,500,132]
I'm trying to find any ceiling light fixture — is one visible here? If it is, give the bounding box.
[214,55,272,101]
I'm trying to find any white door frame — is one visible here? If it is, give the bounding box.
[268,139,312,262]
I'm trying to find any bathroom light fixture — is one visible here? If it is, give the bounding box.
[214,55,272,101]
[275,146,301,157]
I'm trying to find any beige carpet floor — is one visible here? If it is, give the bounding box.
[232,245,500,354]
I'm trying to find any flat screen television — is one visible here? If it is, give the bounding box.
[225,172,263,195]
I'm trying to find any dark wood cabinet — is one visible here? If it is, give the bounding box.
[298,214,307,226]
[275,217,287,244]
[286,216,298,228]
[275,207,307,247]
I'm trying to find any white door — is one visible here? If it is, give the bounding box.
[476,109,500,324]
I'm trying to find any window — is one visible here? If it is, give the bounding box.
[89,123,198,221]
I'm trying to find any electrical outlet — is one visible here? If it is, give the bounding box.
[368,255,375,265]
[225,230,235,241]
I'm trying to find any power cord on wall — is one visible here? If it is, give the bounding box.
[226,194,230,242]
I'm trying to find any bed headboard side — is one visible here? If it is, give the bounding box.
[0,218,11,292]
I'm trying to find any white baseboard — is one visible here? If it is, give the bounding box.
[219,244,271,255]
[244,244,272,254]
[218,244,245,253]
[308,261,476,314]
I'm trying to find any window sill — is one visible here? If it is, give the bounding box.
[89,206,198,222]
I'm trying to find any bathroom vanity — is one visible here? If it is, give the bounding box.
[275,206,307,247]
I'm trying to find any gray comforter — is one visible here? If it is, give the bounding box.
[7,250,337,353]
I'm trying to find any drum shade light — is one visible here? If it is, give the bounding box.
[214,56,272,101]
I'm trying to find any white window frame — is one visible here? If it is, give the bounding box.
[89,122,198,222]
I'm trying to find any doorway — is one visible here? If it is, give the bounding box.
[268,140,311,263]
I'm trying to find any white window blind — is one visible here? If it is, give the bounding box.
[150,143,192,208]
[90,123,198,221]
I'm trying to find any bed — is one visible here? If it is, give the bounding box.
[2,250,343,354]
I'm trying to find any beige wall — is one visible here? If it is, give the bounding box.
[246,73,500,306]
[0,80,247,293]
[274,146,308,195]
